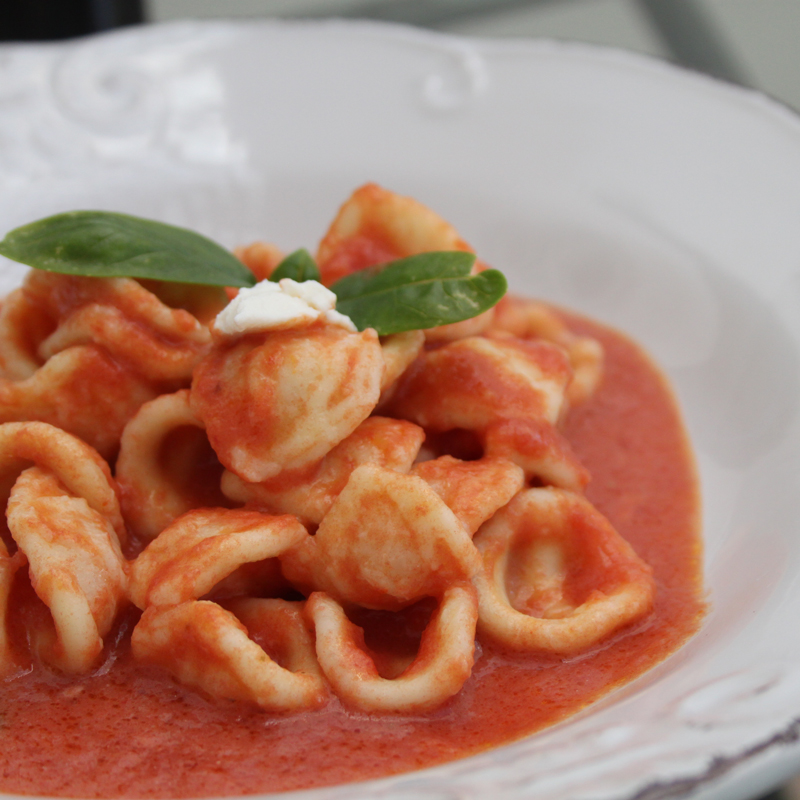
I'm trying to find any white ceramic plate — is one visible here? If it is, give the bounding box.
[2,18,800,800]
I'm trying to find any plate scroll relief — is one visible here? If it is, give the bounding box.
[420,40,491,113]
[0,22,246,186]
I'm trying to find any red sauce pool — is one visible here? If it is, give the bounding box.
[0,311,704,799]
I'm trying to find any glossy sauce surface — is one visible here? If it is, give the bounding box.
[0,311,704,799]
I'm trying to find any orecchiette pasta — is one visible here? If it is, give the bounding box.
[280,464,482,611]
[386,333,585,490]
[132,599,328,711]
[129,508,325,711]
[116,389,219,542]
[0,345,158,459]
[0,421,125,543]
[23,271,213,383]
[191,325,384,482]
[378,330,425,404]
[316,183,495,342]
[233,242,285,283]
[482,417,590,491]
[0,271,220,458]
[0,421,127,674]
[307,585,478,713]
[473,488,655,654]
[7,467,128,673]
[129,508,306,609]
[492,295,604,405]
[388,335,573,432]
[411,456,525,535]
[317,183,473,286]
[221,416,425,525]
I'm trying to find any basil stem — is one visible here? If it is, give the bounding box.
[268,249,321,284]
[331,252,507,336]
[0,211,257,288]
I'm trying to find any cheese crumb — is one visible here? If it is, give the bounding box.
[214,278,357,336]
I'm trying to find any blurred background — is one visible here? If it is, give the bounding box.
[1,0,799,112]
[1,1,799,798]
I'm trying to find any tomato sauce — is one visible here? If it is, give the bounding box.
[0,311,704,799]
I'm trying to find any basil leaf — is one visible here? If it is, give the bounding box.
[0,211,257,288]
[335,265,507,336]
[269,249,321,283]
[331,251,476,302]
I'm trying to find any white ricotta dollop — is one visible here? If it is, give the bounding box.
[214,278,357,337]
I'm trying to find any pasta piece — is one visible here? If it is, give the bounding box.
[24,271,212,383]
[129,509,325,712]
[316,183,494,342]
[564,337,604,406]
[317,183,473,285]
[492,296,604,405]
[280,464,481,611]
[116,390,223,542]
[132,599,328,712]
[0,269,213,456]
[128,508,307,609]
[379,330,425,405]
[0,289,54,380]
[7,467,127,673]
[40,306,204,383]
[233,242,285,283]
[227,596,326,695]
[0,345,158,460]
[473,488,655,655]
[0,421,125,545]
[221,417,424,525]
[411,456,525,535]
[388,335,572,432]
[386,333,585,488]
[483,418,590,491]
[191,325,384,482]
[307,585,477,713]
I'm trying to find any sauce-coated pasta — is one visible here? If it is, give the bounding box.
[0,185,704,797]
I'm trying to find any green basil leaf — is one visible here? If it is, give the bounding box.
[268,249,321,283]
[335,266,507,336]
[0,211,257,288]
[331,251,476,302]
